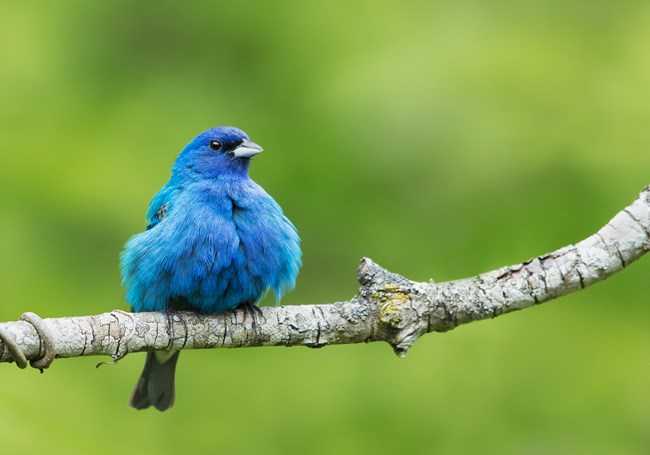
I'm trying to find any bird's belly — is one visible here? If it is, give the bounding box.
[123,197,299,314]
[170,229,275,313]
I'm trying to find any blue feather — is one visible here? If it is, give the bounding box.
[122,126,301,410]
[121,126,301,314]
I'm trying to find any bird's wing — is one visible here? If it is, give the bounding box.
[145,186,178,230]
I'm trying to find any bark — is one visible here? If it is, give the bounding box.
[1,186,649,368]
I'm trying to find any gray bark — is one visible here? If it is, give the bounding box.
[1,186,649,367]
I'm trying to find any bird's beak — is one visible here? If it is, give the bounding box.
[233,139,263,158]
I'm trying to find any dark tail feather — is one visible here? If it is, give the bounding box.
[129,350,180,411]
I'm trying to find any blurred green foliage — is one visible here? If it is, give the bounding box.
[1,1,649,454]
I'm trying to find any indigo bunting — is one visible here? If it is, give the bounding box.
[121,126,301,411]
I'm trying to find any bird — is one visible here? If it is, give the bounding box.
[120,126,302,411]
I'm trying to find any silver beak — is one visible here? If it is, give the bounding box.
[233,139,263,158]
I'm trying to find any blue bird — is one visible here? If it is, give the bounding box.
[120,126,301,411]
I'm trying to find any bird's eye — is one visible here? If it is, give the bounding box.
[209,140,222,151]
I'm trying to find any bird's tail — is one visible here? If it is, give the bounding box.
[129,350,180,411]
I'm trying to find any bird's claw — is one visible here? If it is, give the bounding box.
[236,301,265,330]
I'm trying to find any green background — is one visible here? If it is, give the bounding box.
[1,1,649,454]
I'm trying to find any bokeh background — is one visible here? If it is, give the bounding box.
[1,1,649,454]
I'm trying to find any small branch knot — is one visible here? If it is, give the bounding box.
[20,312,57,371]
[0,324,28,369]
[0,312,57,372]
[356,257,383,286]
[375,285,409,327]
[367,283,426,358]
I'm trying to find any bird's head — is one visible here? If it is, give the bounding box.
[172,126,263,180]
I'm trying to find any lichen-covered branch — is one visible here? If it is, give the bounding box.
[1,186,649,367]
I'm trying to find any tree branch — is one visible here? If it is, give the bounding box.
[1,186,649,368]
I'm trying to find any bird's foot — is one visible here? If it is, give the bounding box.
[164,308,177,350]
[236,301,264,330]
